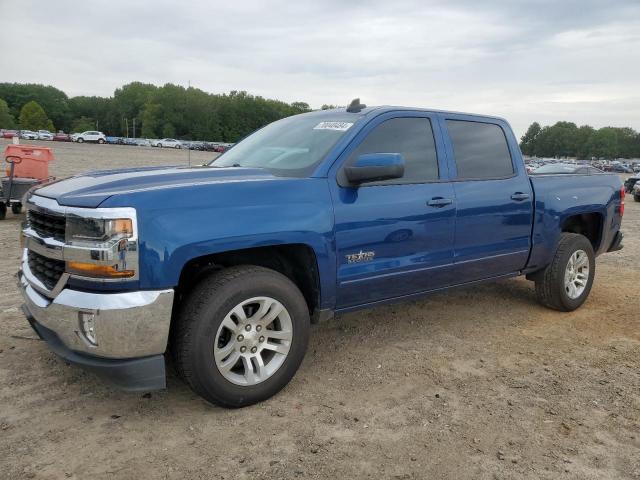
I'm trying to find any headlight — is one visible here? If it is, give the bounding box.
[66,216,133,247]
[64,213,138,280]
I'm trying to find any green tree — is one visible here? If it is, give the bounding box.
[140,102,163,138]
[0,98,16,128]
[0,83,70,131]
[70,116,95,133]
[520,122,541,156]
[162,122,176,138]
[19,100,54,131]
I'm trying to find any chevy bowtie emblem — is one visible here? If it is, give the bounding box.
[346,250,375,264]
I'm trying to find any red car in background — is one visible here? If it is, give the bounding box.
[53,132,71,142]
[1,130,18,139]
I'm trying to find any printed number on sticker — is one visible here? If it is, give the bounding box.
[313,122,354,131]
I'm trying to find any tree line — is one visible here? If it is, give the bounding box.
[520,121,640,159]
[0,82,313,142]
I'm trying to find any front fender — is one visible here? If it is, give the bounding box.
[103,178,337,308]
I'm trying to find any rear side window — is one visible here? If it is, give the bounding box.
[447,120,514,179]
[347,117,439,184]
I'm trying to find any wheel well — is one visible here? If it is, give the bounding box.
[176,244,321,317]
[561,213,602,250]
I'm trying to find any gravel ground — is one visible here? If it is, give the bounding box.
[0,139,638,480]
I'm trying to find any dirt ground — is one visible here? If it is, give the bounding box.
[0,139,638,480]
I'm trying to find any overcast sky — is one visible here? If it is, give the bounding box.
[1,0,639,137]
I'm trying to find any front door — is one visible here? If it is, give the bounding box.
[331,113,457,309]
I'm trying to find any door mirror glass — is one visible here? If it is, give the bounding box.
[344,153,405,185]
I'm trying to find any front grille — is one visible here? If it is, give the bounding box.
[27,250,65,290]
[28,209,66,242]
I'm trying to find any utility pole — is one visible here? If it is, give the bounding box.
[133,118,136,138]
[125,118,129,138]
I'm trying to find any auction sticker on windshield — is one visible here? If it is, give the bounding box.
[313,121,354,131]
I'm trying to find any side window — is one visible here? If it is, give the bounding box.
[347,117,439,184]
[447,120,514,180]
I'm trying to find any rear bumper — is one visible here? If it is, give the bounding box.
[607,231,623,252]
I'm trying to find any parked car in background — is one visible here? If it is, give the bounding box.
[134,138,152,147]
[105,136,120,144]
[531,164,603,175]
[53,132,71,142]
[74,131,107,144]
[19,130,38,140]
[152,138,182,148]
[624,173,640,193]
[37,130,54,140]
[211,143,229,153]
[633,182,640,202]
[1,130,18,139]
[610,164,633,173]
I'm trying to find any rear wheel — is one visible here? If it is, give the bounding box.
[98,138,105,144]
[175,144,181,149]
[11,203,22,214]
[172,265,310,407]
[0,203,6,220]
[634,194,640,202]
[535,233,595,311]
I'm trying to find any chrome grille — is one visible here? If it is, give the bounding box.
[27,250,65,290]
[27,209,66,242]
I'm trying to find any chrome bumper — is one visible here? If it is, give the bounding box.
[18,271,174,359]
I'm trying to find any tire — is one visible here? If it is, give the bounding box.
[172,265,310,407]
[77,137,84,143]
[534,233,595,311]
[11,203,22,215]
[634,194,640,202]
[0,203,6,220]
[175,145,181,149]
[98,138,105,144]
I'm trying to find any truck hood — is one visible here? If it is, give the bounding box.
[34,165,277,208]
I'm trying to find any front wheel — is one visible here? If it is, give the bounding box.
[172,265,310,407]
[77,137,84,143]
[98,138,105,144]
[11,203,22,214]
[534,233,595,311]
[175,144,181,149]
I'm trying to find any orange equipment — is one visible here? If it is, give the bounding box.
[1,144,56,219]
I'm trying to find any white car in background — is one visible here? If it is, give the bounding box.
[74,131,107,144]
[152,138,183,148]
[37,130,54,140]
[19,130,38,140]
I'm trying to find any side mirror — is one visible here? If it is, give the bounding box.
[344,153,405,185]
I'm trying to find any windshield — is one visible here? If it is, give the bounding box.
[210,113,359,177]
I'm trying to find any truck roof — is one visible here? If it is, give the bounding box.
[319,105,507,124]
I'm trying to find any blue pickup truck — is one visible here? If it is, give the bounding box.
[18,101,624,407]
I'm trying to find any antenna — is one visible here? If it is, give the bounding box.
[346,98,366,113]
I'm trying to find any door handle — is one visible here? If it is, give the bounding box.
[511,192,530,201]
[427,197,453,208]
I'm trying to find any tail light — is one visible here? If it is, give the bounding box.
[620,186,625,216]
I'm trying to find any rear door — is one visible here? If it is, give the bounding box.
[441,116,533,282]
[331,112,457,308]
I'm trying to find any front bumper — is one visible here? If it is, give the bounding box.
[18,271,174,391]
